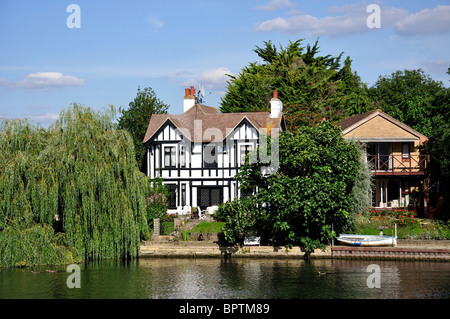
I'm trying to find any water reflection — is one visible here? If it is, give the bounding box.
[0,258,448,299]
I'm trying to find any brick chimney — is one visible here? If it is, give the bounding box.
[183,86,196,112]
[270,91,282,118]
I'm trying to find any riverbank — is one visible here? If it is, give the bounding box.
[140,239,450,261]
[141,241,332,259]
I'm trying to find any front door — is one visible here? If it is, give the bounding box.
[198,187,222,210]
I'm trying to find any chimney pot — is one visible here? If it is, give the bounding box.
[184,87,196,112]
[270,91,283,118]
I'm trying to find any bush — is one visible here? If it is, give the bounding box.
[355,215,450,240]
[0,222,81,267]
[215,196,263,244]
[145,180,168,229]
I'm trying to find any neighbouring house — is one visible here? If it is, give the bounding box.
[337,109,429,214]
[143,87,285,214]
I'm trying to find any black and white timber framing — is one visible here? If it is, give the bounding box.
[143,87,285,213]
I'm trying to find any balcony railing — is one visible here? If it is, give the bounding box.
[367,154,429,175]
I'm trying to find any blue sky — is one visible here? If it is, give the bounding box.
[1,0,449,127]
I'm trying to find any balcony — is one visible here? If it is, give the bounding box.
[367,154,429,176]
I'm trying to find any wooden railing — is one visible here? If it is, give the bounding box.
[367,154,429,175]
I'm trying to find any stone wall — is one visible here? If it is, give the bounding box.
[332,246,450,261]
[140,240,450,261]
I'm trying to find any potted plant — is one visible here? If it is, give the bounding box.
[370,209,381,220]
[191,207,198,219]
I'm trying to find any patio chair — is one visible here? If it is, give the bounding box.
[197,206,205,220]
[183,205,191,216]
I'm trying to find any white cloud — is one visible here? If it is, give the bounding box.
[182,67,232,95]
[286,9,306,16]
[0,112,59,126]
[147,15,164,31]
[197,67,232,85]
[253,3,450,37]
[254,12,366,36]
[255,0,297,11]
[394,5,450,36]
[29,112,60,123]
[0,72,84,90]
[254,3,379,36]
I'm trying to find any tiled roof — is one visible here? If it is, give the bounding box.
[143,104,284,144]
[335,109,378,131]
[336,109,428,142]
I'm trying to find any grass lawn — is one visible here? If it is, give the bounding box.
[190,221,225,233]
[355,216,449,240]
[161,221,175,235]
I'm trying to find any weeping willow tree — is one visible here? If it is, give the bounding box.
[0,104,150,267]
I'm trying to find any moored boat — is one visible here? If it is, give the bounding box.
[336,234,397,247]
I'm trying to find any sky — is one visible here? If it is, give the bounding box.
[0,0,449,128]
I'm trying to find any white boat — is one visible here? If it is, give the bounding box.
[336,234,397,247]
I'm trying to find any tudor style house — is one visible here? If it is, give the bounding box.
[337,109,429,212]
[143,87,285,214]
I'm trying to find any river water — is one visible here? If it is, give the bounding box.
[0,258,448,299]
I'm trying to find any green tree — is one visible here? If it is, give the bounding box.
[219,39,373,130]
[368,69,446,136]
[216,122,361,256]
[0,104,151,267]
[118,87,169,172]
[348,140,374,225]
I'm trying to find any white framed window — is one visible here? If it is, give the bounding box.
[181,183,187,206]
[238,143,253,166]
[166,183,177,208]
[164,146,176,168]
[180,145,186,167]
[402,142,410,159]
